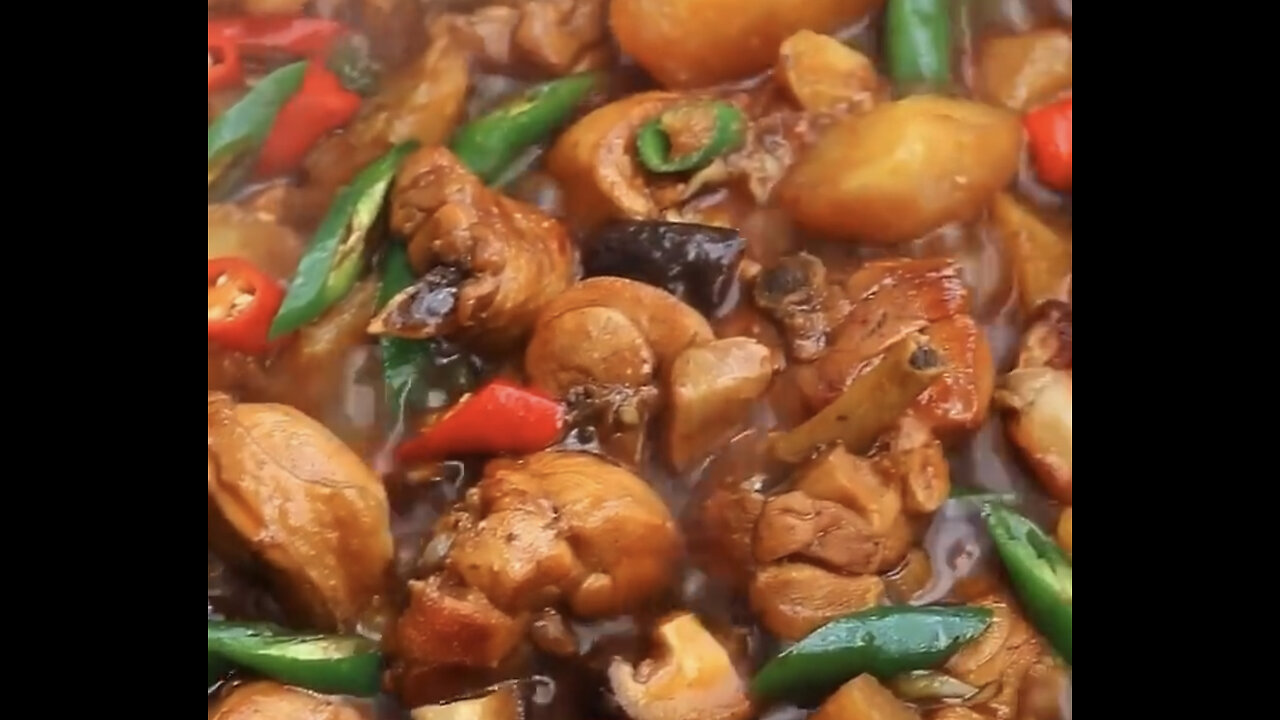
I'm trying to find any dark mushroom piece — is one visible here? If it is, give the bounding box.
[581,220,746,318]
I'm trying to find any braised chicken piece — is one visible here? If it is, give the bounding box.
[749,562,885,640]
[928,595,1065,720]
[369,147,575,350]
[433,0,610,77]
[609,612,752,720]
[208,393,393,632]
[393,452,680,674]
[753,253,849,362]
[784,256,995,440]
[209,681,372,720]
[526,277,771,468]
[996,300,1072,503]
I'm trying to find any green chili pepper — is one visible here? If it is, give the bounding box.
[949,486,1017,505]
[751,605,993,702]
[207,620,382,696]
[983,504,1072,665]
[885,0,952,93]
[450,71,600,184]
[208,61,307,200]
[269,141,418,339]
[635,101,746,174]
[377,244,434,421]
[208,654,231,686]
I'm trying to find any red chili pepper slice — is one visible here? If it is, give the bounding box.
[1024,96,1072,192]
[253,61,362,179]
[208,257,287,355]
[207,16,346,58]
[396,379,566,463]
[208,34,244,93]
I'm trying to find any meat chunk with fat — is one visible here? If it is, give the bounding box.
[749,562,885,641]
[433,0,610,76]
[368,147,574,350]
[793,257,994,438]
[392,573,529,669]
[207,393,393,632]
[996,301,1072,503]
[449,451,682,618]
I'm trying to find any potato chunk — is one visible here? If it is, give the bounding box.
[779,96,1021,245]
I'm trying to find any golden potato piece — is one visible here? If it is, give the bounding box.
[779,96,1021,245]
[610,0,882,89]
[812,674,921,720]
[777,30,881,114]
[979,30,1073,111]
[665,338,774,472]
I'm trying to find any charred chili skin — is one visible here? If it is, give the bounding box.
[209,258,287,355]
[635,100,746,174]
[269,141,419,339]
[208,61,307,200]
[983,504,1072,665]
[396,379,565,463]
[751,606,994,703]
[450,71,601,183]
[582,220,745,317]
[207,620,382,696]
[886,0,952,93]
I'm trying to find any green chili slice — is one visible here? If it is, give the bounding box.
[635,100,746,174]
[207,620,382,696]
[377,244,434,422]
[983,504,1072,665]
[207,61,307,200]
[269,141,418,340]
[751,605,993,703]
[886,0,952,93]
[450,71,600,184]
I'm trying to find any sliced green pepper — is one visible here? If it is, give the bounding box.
[450,71,600,184]
[635,101,746,174]
[377,244,434,421]
[208,654,231,686]
[949,486,1017,505]
[751,605,993,702]
[208,61,307,200]
[885,0,952,93]
[269,141,418,340]
[207,620,382,696]
[983,504,1072,665]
